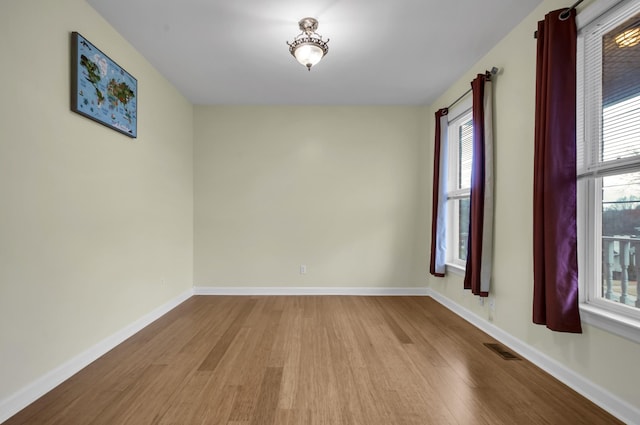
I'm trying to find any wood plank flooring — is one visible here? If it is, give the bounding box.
[4,296,622,425]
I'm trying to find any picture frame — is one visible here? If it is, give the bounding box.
[71,32,137,138]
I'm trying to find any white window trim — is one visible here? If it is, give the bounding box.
[578,177,640,344]
[445,98,472,274]
[577,0,640,344]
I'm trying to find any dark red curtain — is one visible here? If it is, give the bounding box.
[533,9,582,333]
[464,74,492,297]
[430,108,448,277]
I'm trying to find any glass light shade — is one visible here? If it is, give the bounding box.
[293,43,324,68]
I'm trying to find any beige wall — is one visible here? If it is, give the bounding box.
[194,106,430,287]
[0,0,194,402]
[426,0,640,410]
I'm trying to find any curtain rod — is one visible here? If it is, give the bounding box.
[446,67,499,110]
[534,0,584,38]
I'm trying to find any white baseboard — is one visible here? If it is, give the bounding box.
[427,288,640,425]
[193,286,429,296]
[0,288,194,424]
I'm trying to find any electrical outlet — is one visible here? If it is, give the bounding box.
[478,297,484,306]
[300,264,307,275]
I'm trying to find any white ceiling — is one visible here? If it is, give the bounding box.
[86,0,543,105]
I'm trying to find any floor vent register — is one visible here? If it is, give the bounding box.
[483,343,521,360]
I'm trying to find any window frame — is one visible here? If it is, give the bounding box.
[445,99,473,273]
[577,0,640,343]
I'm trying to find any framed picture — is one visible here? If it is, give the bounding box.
[71,32,137,138]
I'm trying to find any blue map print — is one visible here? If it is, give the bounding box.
[74,34,137,137]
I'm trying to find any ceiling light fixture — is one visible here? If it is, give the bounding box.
[287,17,329,71]
[615,27,640,47]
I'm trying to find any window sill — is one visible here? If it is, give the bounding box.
[445,263,466,276]
[580,303,640,344]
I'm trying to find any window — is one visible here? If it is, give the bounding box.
[446,107,473,270]
[578,0,640,341]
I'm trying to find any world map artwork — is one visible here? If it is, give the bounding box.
[73,33,137,137]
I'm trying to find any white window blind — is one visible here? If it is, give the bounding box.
[458,119,473,190]
[579,5,640,178]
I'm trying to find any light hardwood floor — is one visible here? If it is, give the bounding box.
[4,296,622,424]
